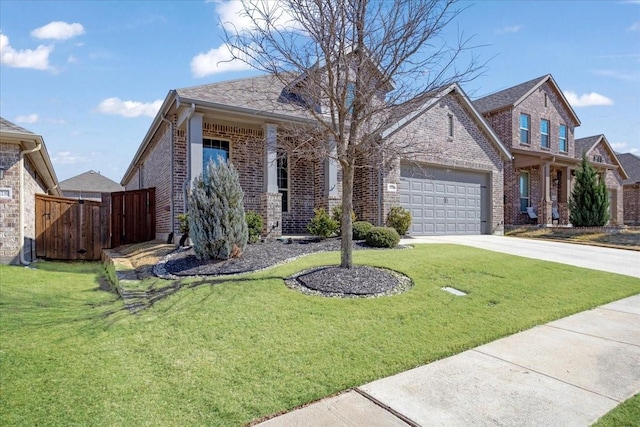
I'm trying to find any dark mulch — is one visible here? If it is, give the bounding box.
[163,237,371,277]
[156,237,413,298]
[285,265,413,298]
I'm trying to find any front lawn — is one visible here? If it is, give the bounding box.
[1,245,639,426]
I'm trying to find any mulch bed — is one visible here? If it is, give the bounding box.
[154,237,413,297]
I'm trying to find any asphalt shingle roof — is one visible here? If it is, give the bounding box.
[618,152,640,185]
[0,116,34,134]
[473,75,549,114]
[176,74,315,120]
[575,135,602,157]
[59,170,124,193]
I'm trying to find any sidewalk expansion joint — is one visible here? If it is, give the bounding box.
[471,349,622,403]
[543,324,640,348]
[353,388,421,427]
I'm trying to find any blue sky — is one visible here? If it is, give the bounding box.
[1,0,639,183]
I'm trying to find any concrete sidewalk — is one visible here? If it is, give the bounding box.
[257,294,640,426]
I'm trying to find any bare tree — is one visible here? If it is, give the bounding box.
[225,0,483,268]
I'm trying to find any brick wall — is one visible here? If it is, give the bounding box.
[0,143,48,264]
[624,184,640,225]
[512,83,577,157]
[386,92,505,234]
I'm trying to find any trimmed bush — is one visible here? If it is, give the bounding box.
[365,226,400,248]
[307,207,339,239]
[177,213,189,234]
[188,159,248,260]
[246,210,263,244]
[331,204,357,226]
[386,206,411,235]
[569,154,610,226]
[352,221,374,240]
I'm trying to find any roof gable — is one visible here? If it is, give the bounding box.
[473,74,581,126]
[383,83,511,160]
[0,117,34,134]
[575,134,628,180]
[59,170,124,193]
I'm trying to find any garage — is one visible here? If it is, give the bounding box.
[399,163,490,235]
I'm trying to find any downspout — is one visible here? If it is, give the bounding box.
[19,141,43,265]
[160,115,175,239]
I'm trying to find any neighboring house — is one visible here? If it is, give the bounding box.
[60,170,124,201]
[0,117,60,265]
[474,74,626,226]
[575,135,627,225]
[121,74,510,240]
[618,152,640,225]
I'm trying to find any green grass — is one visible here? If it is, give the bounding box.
[593,394,640,426]
[1,244,639,426]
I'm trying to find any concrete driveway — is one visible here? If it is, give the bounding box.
[400,235,640,278]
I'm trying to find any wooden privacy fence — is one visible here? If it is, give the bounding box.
[35,188,156,261]
[35,194,104,260]
[103,188,156,248]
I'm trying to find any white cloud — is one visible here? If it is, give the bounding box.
[563,91,614,107]
[0,33,53,70]
[52,151,89,165]
[630,21,640,31]
[190,44,252,77]
[592,69,639,81]
[495,25,522,34]
[611,141,628,150]
[15,113,39,123]
[68,55,78,63]
[96,97,163,118]
[215,0,302,32]
[46,118,67,125]
[31,21,85,40]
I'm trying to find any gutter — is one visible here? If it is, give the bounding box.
[19,141,43,265]
[181,100,196,213]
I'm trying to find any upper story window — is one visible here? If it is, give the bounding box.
[559,124,567,152]
[203,138,230,170]
[540,119,550,149]
[277,150,289,212]
[593,155,603,163]
[447,114,454,138]
[519,114,530,144]
[519,171,530,212]
[345,82,356,115]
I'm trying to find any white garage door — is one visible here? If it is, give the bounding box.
[400,164,489,235]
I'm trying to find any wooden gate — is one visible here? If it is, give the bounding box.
[35,194,104,260]
[35,188,156,261]
[104,188,156,248]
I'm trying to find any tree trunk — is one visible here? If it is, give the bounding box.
[340,162,355,268]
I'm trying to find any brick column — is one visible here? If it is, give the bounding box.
[325,135,340,210]
[541,163,552,225]
[261,123,281,238]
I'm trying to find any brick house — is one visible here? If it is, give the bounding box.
[618,152,640,225]
[121,75,510,241]
[0,117,60,264]
[60,170,124,201]
[474,74,626,226]
[575,135,627,225]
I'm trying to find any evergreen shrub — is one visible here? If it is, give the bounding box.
[352,221,374,240]
[365,226,400,248]
[188,159,248,260]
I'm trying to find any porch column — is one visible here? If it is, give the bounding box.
[325,135,339,209]
[561,166,571,224]
[189,112,204,183]
[261,123,282,238]
[542,163,552,225]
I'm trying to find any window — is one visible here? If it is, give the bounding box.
[519,171,530,212]
[540,119,550,148]
[345,82,355,115]
[277,151,289,212]
[559,124,567,152]
[448,114,454,138]
[519,114,530,144]
[203,139,229,170]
